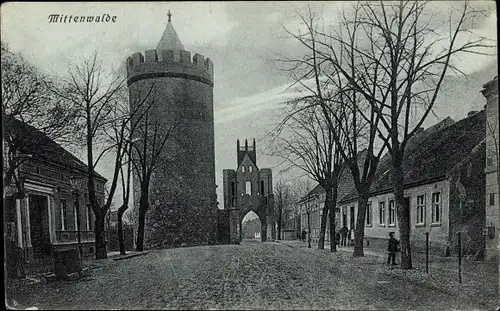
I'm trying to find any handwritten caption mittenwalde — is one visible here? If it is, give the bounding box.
[48,14,117,23]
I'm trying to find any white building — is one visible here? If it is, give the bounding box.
[338,111,487,256]
[482,76,499,261]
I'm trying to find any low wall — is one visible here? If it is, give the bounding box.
[282,230,300,241]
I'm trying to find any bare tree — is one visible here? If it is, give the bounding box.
[309,1,494,268]
[53,53,127,259]
[274,176,294,240]
[106,88,152,255]
[280,5,390,257]
[130,86,178,252]
[117,140,133,255]
[270,103,344,252]
[2,42,76,196]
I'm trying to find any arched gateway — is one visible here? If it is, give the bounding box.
[222,139,275,243]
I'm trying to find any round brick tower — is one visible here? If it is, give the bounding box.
[126,12,217,248]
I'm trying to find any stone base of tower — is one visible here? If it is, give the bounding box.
[144,199,218,249]
[228,208,240,244]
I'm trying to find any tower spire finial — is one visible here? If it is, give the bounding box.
[167,10,172,23]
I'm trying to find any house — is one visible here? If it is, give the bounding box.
[297,167,357,243]
[482,76,499,261]
[281,208,301,240]
[299,185,330,243]
[4,117,107,276]
[337,110,486,256]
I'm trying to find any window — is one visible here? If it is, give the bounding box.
[432,192,441,224]
[260,180,265,195]
[231,182,235,196]
[87,203,93,230]
[245,181,251,195]
[490,193,496,206]
[61,199,68,230]
[242,166,245,173]
[379,202,385,225]
[342,207,348,227]
[416,195,425,225]
[388,200,396,226]
[249,166,253,172]
[366,202,372,226]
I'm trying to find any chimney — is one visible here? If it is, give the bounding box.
[467,111,478,117]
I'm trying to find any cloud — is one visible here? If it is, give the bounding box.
[214,82,308,124]
[1,2,239,77]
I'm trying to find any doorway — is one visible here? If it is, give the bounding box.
[29,194,51,258]
[241,211,261,241]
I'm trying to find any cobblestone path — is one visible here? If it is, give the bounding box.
[7,241,497,310]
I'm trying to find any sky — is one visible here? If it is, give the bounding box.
[1,2,497,222]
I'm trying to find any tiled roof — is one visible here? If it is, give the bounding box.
[299,184,324,202]
[298,164,357,204]
[5,116,107,181]
[339,110,485,203]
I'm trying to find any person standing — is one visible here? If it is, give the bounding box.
[387,232,399,265]
[340,225,348,247]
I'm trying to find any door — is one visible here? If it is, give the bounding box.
[29,194,51,258]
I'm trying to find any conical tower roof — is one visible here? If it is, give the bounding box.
[156,11,185,51]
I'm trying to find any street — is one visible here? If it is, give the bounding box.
[7,241,498,310]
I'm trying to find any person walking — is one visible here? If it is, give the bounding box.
[340,225,348,247]
[387,232,399,265]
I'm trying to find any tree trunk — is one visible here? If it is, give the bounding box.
[328,187,338,252]
[318,187,329,250]
[94,211,107,259]
[353,192,369,257]
[117,205,127,255]
[277,217,282,240]
[135,192,148,251]
[393,160,412,269]
[3,154,20,192]
[3,167,14,191]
